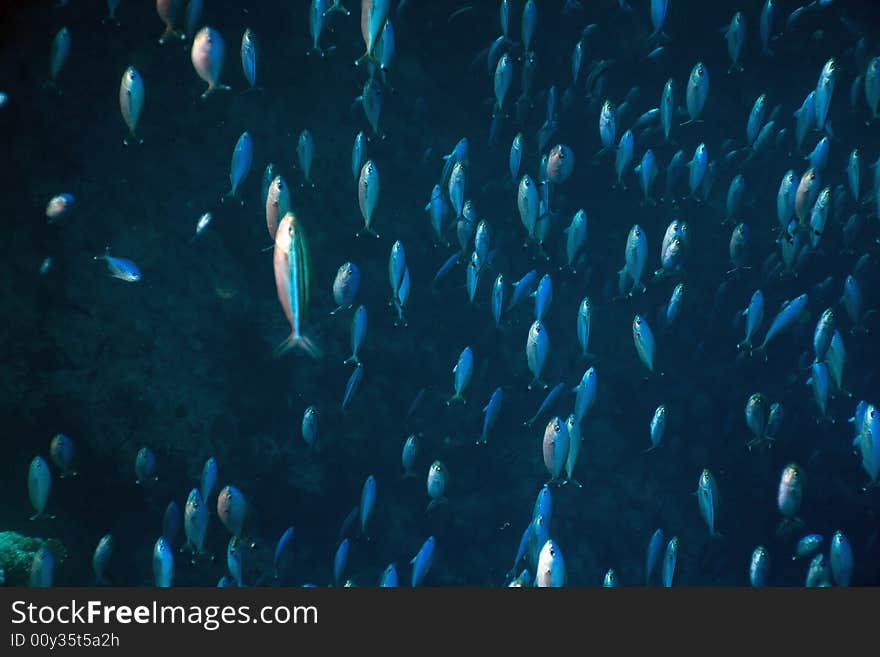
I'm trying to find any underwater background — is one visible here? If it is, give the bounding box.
[0,0,879,587]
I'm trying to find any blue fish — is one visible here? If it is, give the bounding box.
[94,247,141,282]
[274,527,294,579]
[524,382,565,428]
[411,536,436,587]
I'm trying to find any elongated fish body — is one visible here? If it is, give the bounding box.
[92,534,113,583]
[697,469,720,537]
[119,66,144,145]
[759,0,776,55]
[535,539,565,587]
[633,314,656,373]
[357,160,380,237]
[603,569,618,587]
[509,132,524,183]
[157,0,182,44]
[777,170,798,231]
[636,149,658,204]
[379,564,398,587]
[840,275,862,327]
[352,132,367,182]
[685,62,709,122]
[361,77,382,136]
[739,289,764,350]
[302,406,319,448]
[795,168,820,224]
[240,28,257,88]
[272,527,295,579]
[599,100,616,150]
[49,434,74,478]
[191,27,229,98]
[226,131,253,201]
[425,185,447,243]
[201,457,218,503]
[571,38,584,87]
[662,537,678,587]
[216,485,247,538]
[411,536,436,586]
[376,18,395,73]
[394,267,410,326]
[688,143,708,196]
[766,402,784,440]
[50,27,71,83]
[494,53,513,115]
[448,161,466,219]
[777,463,803,523]
[564,414,581,483]
[466,251,482,303]
[573,367,597,425]
[750,546,770,586]
[746,94,766,147]
[649,405,667,451]
[265,175,290,240]
[357,0,391,66]
[526,321,549,389]
[491,274,505,328]
[309,0,330,56]
[645,528,664,585]
[542,416,569,482]
[226,536,243,586]
[620,225,648,296]
[615,130,634,187]
[184,488,208,554]
[807,556,831,587]
[426,461,448,510]
[808,137,829,175]
[663,149,685,200]
[261,163,277,208]
[534,274,552,322]
[184,0,204,40]
[28,455,51,519]
[449,347,474,404]
[745,393,769,446]
[510,269,538,309]
[342,305,368,366]
[663,282,685,329]
[297,129,315,187]
[724,11,746,72]
[500,0,510,39]
[360,475,377,536]
[857,404,879,484]
[794,91,815,151]
[134,447,156,484]
[866,57,880,119]
[650,0,668,39]
[479,387,503,445]
[812,308,835,363]
[29,544,54,587]
[522,0,538,53]
[826,330,846,393]
[847,149,860,203]
[163,502,181,547]
[332,261,360,314]
[152,537,174,587]
[830,531,853,586]
[793,534,823,561]
[726,175,745,223]
[814,58,837,132]
[806,187,829,249]
[660,78,674,140]
[577,297,592,358]
[341,363,364,411]
[273,212,320,358]
[474,220,491,264]
[525,382,564,429]
[758,293,808,354]
[401,434,418,476]
[334,539,349,586]
[518,174,539,239]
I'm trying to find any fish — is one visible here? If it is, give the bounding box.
[410,536,436,586]
[48,27,71,86]
[576,298,594,360]
[94,247,141,282]
[352,132,367,182]
[615,130,635,188]
[517,174,539,241]
[401,434,418,476]
[162,502,181,546]
[598,100,617,151]
[723,11,746,73]
[92,534,114,584]
[524,382,564,429]
[750,546,770,586]
[191,27,231,98]
[379,564,398,587]
[272,211,321,358]
[342,362,364,411]
[542,416,569,483]
[522,0,538,53]
[45,193,75,223]
[647,404,667,452]
[662,537,678,587]
[334,539,350,586]
[152,537,174,587]
[49,433,75,478]
[645,528,664,585]
[426,461,448,511]
[603,569,618,587]
[526,321,549,390]
[509,133,524,183]
[273,527,295,580]
[830,531,853,586]
[745,393,770,449]
[302,406,319,448]
[216,484,247,538]
[792,534,823,560]
[184,488,208,557]
[535,539,566,587]
[479,387,503,445]
[777,463,804,533]
[573,367,597,425]
[357,160,381,237]
[360,77,382,137]
[331,261,360,314]
[119,66,144,146]
[684,62,709,123]
[134,446,157,484]
[344,305,368,366]
[200,457,218,503]
[444,345,475,406]
[224,131,253,203]
[619,225,648,296]
[360,475,377,537]
[494,53,513,116]
[697,469,721,537]
[296,129,315,187]
[28,455,52,520]
[240,28,258,89]
[265,175,291,241]
[226,536,243,586]
[632,314,657,374]
[755,293,808,359]
[563,414,582,487]
[355,0,392,66]
[491,274,505,328]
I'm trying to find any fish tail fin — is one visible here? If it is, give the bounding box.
[273,333,323,360]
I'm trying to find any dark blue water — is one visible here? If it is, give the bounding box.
[1,0,878,587]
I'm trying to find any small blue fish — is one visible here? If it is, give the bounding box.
[92,534,114,585]
[360,474,377,537]
[134,447,157,484]
[645,528,665,585]
[30,544,54,587]
[411,535,436,587]
[379,563,399,587]
[224,131,254,203]
[274,526,295,579]
[750,545,770,586]
[533,274,553,322]
[94,247,141,282]
[478,387,503,445]
[432,252,460,286]
[162,501,181,546]
[342,362,364,411]
[200,457,218,504]
[344,305,368,366]
[333,538,350,586]
[524,382,565,428]
[509,269,539,309]
[152,537,174,587]
[331,262,360,314]
[491,274,505,328]
[448,347,474,404]
[573,367,597,425]
[227,536,243,586]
